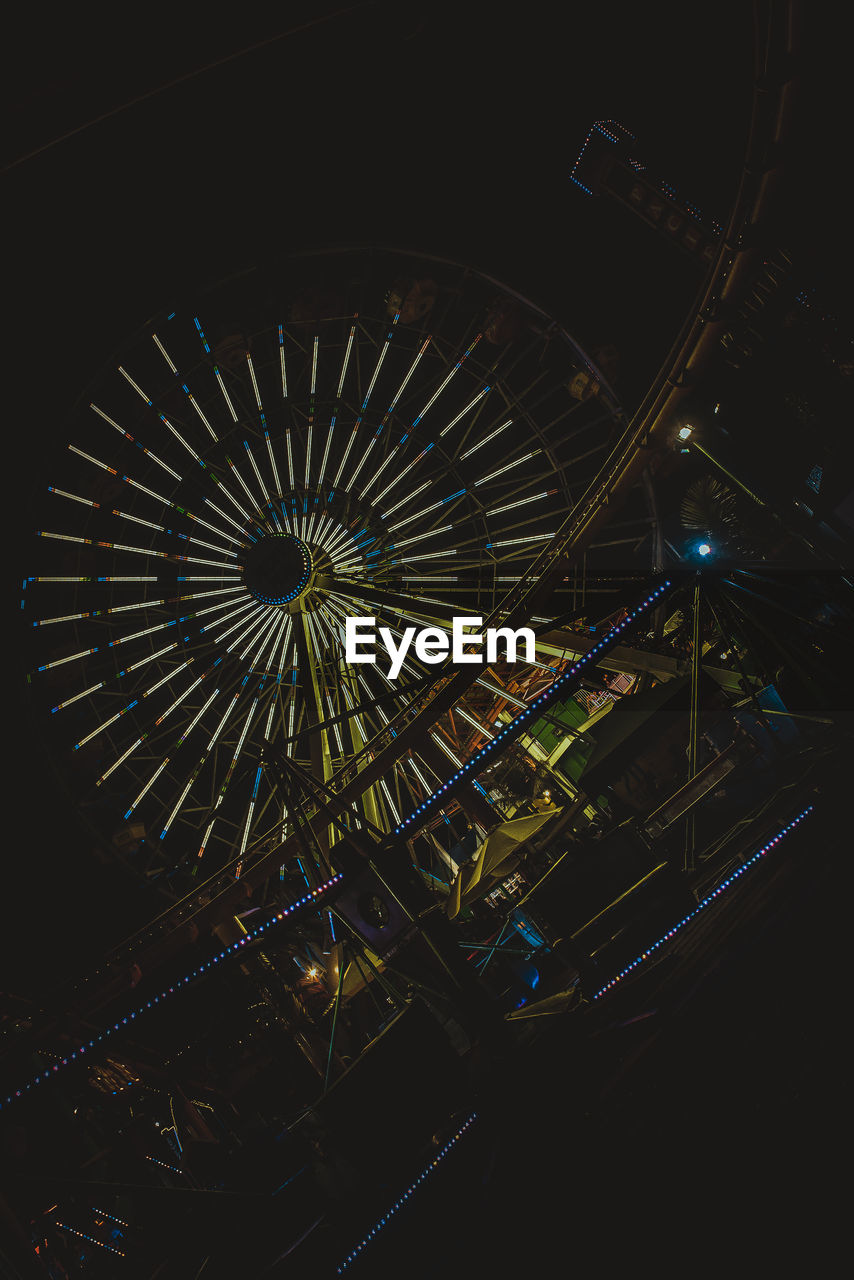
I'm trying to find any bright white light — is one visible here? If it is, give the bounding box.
[678,425,694,441]
[214,367,238,421]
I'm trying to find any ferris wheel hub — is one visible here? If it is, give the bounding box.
[242,531,313,606]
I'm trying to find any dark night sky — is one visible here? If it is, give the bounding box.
[5,2,850,979]
[6,2,849,463]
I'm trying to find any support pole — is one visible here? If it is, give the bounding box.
[685,578,702,872]
[323,942,346,1094]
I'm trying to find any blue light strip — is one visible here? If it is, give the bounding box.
[1,874,344,1113]
[392,580,672,835]
[52,1220,126,1258]
[336,1113,477,1273]
[591,807,814,1001]
[569,118,635,195]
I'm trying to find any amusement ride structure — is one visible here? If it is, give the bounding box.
[4,3,852,1275]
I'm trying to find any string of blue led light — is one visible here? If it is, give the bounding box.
[52,1219,126,1258]
[1,873,343,1113]
[336,1113,478,1273]
[592,806,814,1000]
[332,806,815,1270]
[393,579,673,835]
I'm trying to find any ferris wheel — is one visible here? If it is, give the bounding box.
[25,247,629,892]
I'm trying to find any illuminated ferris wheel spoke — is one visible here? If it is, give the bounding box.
[119,362,204,466]
[390,523,455,553]
[256,619,292,700]
[178,683,225,745]
[378,479,431,521]
[90,403,182,484]
[97,507,240,564]
[47,485,102,511]
[458,418,513,461]
[179,379,219,442]
[182,529,242,558]
[357,336,432,496]
[34,593,169,629]
[323,540,360,574]
[124,757,172,819]
[106,507,170,536]
[213,463,266,530]
[193,315,214,360]
[73,661,192,751]
[204,496,255,542]
[409,334,482,434]
[327,545,362,575]
[203,599,264,645]
[274,425,292,494]
[368,335,484,507]
[29,575,156,584]
[50,641,179,713]
[320,520,361,560]
[177,591,255,632]
[331,320,397,491]
[401,575,459,585]
[164,771,206,843]
[224,455,271,531]
[364,379,487,503]
[347,334,430,494]
[287,654,298,741]
[162,680,255,845]
[486,490,557,518]
[314,322,357,521]
[222,607,276,657]
[66,443,246,552]
[235,608,280,664]
[35,609,184,672]
[242,440,282,532]
[303,336,320,492]
[273,616,294,681]
[486,533,555,553]
[329,425,358,493]
[474,449,541,488]
[122,682,224,818]
[263,430,285,511]
[438,384,493,440]
[278,325,289,399]
[160,410,207,465]
[236,764,264,867]
[307,508,338,550]
[246,353,264,413]
[97,735,150,786]
[59,532,239,571]
[151,331,178,374]
[213,366,239,423]
[152,668,214,731]
[214,694,262,817]
[250,612,291,675]
[177,577,243,586]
